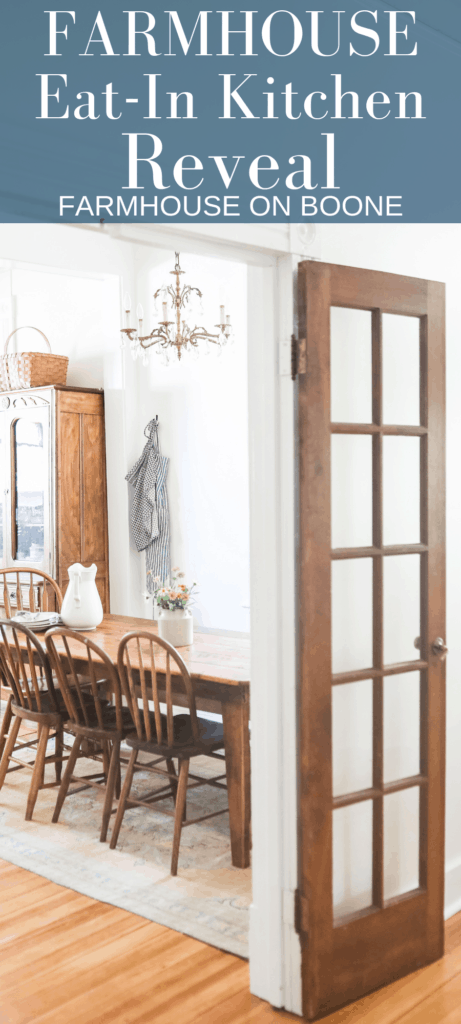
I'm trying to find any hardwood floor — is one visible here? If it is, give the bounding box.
[1,858,461,1024]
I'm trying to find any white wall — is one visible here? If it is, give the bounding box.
[8,267,113,388]
[128,249,250,631]
[0,228,251,634]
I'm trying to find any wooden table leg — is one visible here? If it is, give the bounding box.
[222,696,251,869]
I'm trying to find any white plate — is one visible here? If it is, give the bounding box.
[11,612,62,632]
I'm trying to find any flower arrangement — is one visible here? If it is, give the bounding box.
[148,567,198,611]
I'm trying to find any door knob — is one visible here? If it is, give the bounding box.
[432,637,448,660]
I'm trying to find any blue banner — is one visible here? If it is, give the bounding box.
[1,1,460,222]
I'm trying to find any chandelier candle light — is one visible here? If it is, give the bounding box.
[120,253,233,363]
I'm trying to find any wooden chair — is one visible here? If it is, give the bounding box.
[0,568,63,619]
[45,628,134,842]
[0,620,67,820]
[0,568,63,762]
[111,631,228,876]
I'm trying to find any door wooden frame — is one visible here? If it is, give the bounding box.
[297,261,446,1019]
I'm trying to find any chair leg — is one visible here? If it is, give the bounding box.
[110,739,121,797]
[109,748,138,850]
[55,725,63,783]
[100,739,121,843]
[0,715,21,790]
[52,735,82,824]
[25,726,50,821]
[102,741,110,782]
[166,758,178,802]
[0,693,13,761]
[39,730,48,790]
[115,759,121,800]
[166,758,186,819]
[171,758,190,877]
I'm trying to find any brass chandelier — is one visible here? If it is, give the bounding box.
[120,252,233,363]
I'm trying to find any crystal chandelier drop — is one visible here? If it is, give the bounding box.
[120,253,233,363]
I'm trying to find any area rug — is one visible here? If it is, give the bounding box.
[0,718,251,958]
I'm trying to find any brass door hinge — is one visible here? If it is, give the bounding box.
[291,336,307,381]
[295,889,309,935]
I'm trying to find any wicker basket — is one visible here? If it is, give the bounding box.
[0,327,69,391]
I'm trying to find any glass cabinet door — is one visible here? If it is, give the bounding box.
[10,406,50,570]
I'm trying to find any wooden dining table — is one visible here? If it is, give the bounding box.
[30,614,251,869]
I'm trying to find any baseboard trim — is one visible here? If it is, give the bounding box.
[445,859,461,919]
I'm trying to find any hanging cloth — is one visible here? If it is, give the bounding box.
[125,417,171,592]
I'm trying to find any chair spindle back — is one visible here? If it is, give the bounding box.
[0,619,57,714]
[0,568,62,618]
[45,628,123,731]
[118,631,201,747]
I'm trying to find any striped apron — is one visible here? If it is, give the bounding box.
[125,418,171,593]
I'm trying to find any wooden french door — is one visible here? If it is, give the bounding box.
[297,261,446,1019]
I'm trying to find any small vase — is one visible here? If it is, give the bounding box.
[158,608,193,648]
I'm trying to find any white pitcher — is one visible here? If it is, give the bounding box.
[61,563,103,631]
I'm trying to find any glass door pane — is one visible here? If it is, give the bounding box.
[333,802,373,919]
[331,435,372,549]
[383,788,420,900]
[382,314,420,425]
[383,555,420,665]
[383,673,420,784]
[330,307,372,423]
[333,680,373,796]
[383,437,420,546]
[332,559,373,673]
[12,412,49,566]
